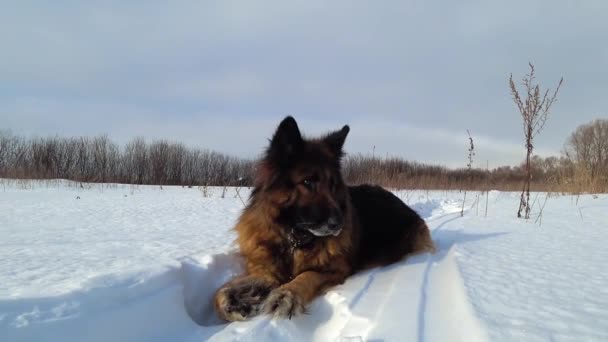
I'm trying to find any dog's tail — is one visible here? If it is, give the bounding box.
[412,220,436,254]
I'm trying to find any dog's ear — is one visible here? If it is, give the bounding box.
[324,125,350,156]
[269,116,303,159]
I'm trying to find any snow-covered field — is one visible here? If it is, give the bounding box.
[1,179,607,341]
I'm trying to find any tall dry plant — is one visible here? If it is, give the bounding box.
[461,130,475,217]
[509,63,563,219]
[484,160,489,217]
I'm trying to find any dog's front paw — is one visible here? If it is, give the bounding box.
[215,287,255,321]
[215,281,271,322]
[263,288,305,319]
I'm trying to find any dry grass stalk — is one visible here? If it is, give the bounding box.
[509,63,563,219]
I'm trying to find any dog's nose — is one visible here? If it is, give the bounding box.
[327,216,341,230]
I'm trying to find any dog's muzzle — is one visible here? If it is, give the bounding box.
[307,225,343,237]
[297,216,343,237]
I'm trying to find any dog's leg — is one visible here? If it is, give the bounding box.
[215,244,289,322]
[263,269,347,319]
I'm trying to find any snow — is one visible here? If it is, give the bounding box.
[1,179,607,341]
[451,192,608,341]
[0,181,238,298]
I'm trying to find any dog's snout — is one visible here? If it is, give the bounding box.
[327,217,339,229]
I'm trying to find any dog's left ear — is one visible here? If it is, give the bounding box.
[269,116,303,159]
[324,125,350,155]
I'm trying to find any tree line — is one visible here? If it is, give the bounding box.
[0,133,253,186]
[1,118,606,192]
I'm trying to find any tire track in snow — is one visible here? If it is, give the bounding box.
[416,212,488,342]
[337,205,466,341]
[417,254,434,342]
[417,213,463,342]
[348,269,378,309]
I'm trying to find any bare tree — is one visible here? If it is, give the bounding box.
[57,138,77,179]
[167,143,186,185]
[75,137,92,182]
[182,149,200,186]
[0,130,14,176]
[149,140,170,185]
[12,136,31,178]
[564,119,608,180]
[124,137,149,184]
[30,137,60,178]
[509,63,563,219]
[91,135,115,183]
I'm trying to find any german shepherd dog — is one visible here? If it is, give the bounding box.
[214,116,435,321]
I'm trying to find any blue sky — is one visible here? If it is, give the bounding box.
[2,1,607,167]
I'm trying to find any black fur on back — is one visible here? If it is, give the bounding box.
[349,184,426,269]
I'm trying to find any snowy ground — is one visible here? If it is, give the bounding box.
[1,179,607,341]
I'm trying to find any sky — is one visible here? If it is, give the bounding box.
[2,1,607,168]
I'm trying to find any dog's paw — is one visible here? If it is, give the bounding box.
[263,288,305,319]
[215,287,256,321]
[215,280,272,322]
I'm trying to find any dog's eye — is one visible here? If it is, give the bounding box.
[302,178,316,191]
[329,177,336,192]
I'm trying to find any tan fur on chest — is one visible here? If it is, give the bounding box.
[236,203,355,282]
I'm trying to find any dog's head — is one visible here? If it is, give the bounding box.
[255,116,350,245]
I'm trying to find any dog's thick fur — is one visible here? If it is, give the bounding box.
[214,117,435,321]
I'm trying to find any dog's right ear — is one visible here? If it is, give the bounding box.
[268,116,303,158]
[324,125,350,156]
